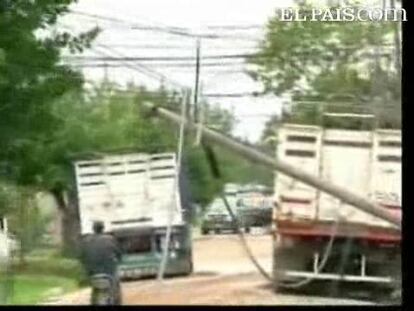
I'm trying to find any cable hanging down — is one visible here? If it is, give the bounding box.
[219,193,340,289]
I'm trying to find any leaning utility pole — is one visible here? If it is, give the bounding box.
[142,101,401,229]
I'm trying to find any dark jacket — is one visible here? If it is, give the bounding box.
[80,233,122,276]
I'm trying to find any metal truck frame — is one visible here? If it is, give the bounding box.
[74,152,193,280]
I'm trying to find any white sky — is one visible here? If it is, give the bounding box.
[59,0,297,142]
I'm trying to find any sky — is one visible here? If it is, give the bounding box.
[60,0,387,142]
[59,0,296,142]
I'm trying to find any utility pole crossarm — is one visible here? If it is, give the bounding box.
[142,101,401,229]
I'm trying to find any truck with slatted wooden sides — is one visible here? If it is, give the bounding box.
[273,112,401,296]
[73,152,193,280]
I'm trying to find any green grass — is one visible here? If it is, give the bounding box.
[5,274,78,305]
[12,251,87,283]
[2,248,88,305]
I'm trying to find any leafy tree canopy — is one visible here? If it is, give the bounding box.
[250,0,401,130]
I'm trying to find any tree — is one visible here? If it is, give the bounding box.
[0,1,102,252]
[21,83,180,253]
[249,0,401,128]
[0,1,99,150]
[0,1,272,253]
[259,115,281,154]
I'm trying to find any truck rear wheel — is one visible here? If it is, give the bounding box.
[201,228,209,235]
[182,259,193,276]
[188,260,194,275]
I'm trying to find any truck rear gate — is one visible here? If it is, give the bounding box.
[74,152,193,280]
[273,123,401,290]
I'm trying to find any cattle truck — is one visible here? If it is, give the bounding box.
[273,113,401,296]
[74,152,193,279]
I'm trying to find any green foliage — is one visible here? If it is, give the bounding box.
[0,0,100,186]
[2,189,49,260]
[12,255,85,283]
[184,146,222,207]
[250,3,393,96]
[0,183,17,216]
[6,78,248,209]
[0,0,273,243]
[7,274,79,305]
[213,145,273,186]
[250,1,401,129]
[204,102,237,134]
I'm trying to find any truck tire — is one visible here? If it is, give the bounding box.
[201,228,209,235]
[245,227,251,234]
[183,259,193,276]
[188,260,194,275]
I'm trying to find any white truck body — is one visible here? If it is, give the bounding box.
[74,152,183,235]
[275,124,401,228]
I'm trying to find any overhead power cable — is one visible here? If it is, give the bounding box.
[69,10,265,31]
[203,92,265,98]
[93,45,186,90]
[65,48,395,63]
[64,53,264,61]
[93,43,259,50]
[70,63,250,69]
[67,10,262,41]
[68,10,199,38]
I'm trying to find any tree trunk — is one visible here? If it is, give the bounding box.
[50,189,80,256]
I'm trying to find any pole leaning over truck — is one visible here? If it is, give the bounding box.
[142,101,401,229]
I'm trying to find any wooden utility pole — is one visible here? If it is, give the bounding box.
[142,101,401,229]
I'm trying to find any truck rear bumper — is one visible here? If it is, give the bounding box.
[202,221,235,230]
[282,271,392,283]
[273,234,401,287]
[119,266,159,279]
[119,256,192,279]
[280,253,395,284]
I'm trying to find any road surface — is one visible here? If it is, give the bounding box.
[43,233,376,305]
